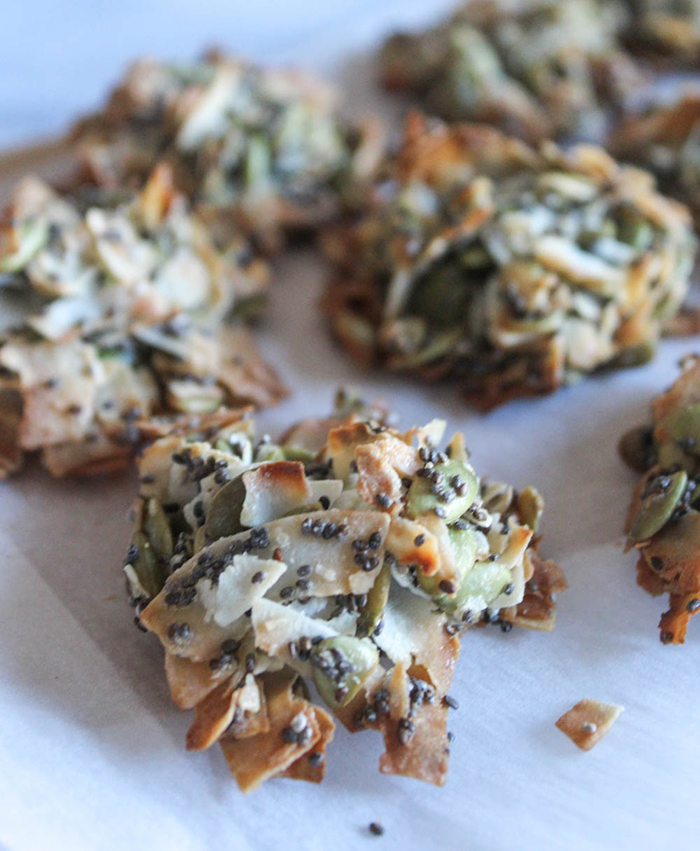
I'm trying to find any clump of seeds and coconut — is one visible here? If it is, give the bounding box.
[620,354,700,645]
[125,391,565,791]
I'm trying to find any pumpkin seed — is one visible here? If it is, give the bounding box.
[357,563,391,637]
[662,403,700,453]
[616,212,653,250]
[516,486,544,532]
[255,444,285,463]
[283,446,317,463]
[435,559,512,616]
[614,341,655,368]
[282,501,324,517]
[205,474,247,540]
[406,459,478,523]
[311,636,379,708]
[417,525,477,600]
[143,498,174,561]
[408,264,472,328]
[618,426,654,473]
[481,482,514,517]
[656,441,694,472]
[129,530,166,599]
[397,327,462,369]
[192,524,208,554]
[628,469,688,544]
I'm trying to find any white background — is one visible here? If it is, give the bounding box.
[0,3,699,851]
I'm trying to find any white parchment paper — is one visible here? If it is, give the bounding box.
[0,3,699,849]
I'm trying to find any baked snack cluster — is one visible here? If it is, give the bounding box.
[126,394,564,791]
[620,355,700,645]
[72,52,384,251]
[610,94,700,230]
[0,164,284,477]
[324,114,696,408]
[380,0,643,143]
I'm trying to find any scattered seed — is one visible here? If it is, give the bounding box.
[442,694,459,710]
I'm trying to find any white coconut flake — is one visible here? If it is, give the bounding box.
[198,554,285,627]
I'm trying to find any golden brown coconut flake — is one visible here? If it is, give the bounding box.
[556,699,624,751]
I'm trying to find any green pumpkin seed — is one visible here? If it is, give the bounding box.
[205,474,247,540]
[662,403,700,452]
[282,501,324,517]
[311,636,379,708]
[460,245,492,268]
[283,446,317,463]
[192,524,208,554]
[628,469,688,544]
[231,293,268,322]
[435,559,512,616]
[408,263,471,328]
[516,486,544,532]
[656,441,694,472]
[691,482,700,508]
[255,444,285,463]
[481,482,513,517]
[334,311,376,353]
[143,498,174,561]
[616,212,653,250]
[129,530,166,599]
[417,525,477,599]
[357,563,391,637]
[398,327,462,369]
[618,425,655,473]
[615,341,655,368]
[406,459,478,523]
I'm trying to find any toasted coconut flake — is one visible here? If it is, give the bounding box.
[219,673,322,793]
[386,517,440,575]
[251,598,338,676]
[41,431,133,477]
[277,704,335,783]
[0,391,24,477]
[0,339,99,449]
[240,462,312,527]
[373,587,460,694]
[216,327,288,408]
[259,510,391,597]
[503,549,567,632]
[141,552,284,662]
[187,673,267,751]
[377,665,449,786]
[165,652,225,711]
[556,699,624,751]
[324,419,381,480]
[355,433,421,514]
